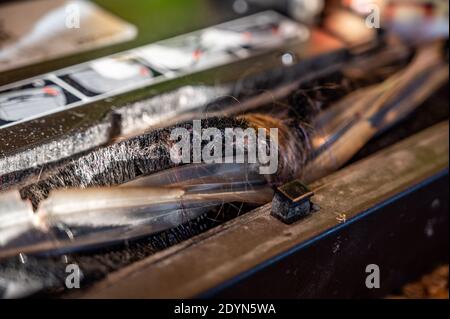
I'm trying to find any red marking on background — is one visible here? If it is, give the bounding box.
[384,2,396,18]
[140,66,150,76]
[423,3,434,18]
[384,2,433,20]
[243,31,252,41]
[193,49,202,60]
[43,87,58,96]
[271,26,280,35]
[342,0,352,7]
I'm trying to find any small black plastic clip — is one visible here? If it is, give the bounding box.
[271,180,315,224]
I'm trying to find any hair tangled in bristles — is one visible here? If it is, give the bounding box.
[240,113,312,185]
[20,114,312,209]
[20,117,248,209]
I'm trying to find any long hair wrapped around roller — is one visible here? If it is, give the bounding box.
[0,42,448,260]
[19,114,311,209]
[19,43,448,206]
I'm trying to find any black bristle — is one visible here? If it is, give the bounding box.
[0,203,252,298]
[0,214,206,297]
[20,117,250,209]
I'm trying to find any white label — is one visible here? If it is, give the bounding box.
[0,0,137,72]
